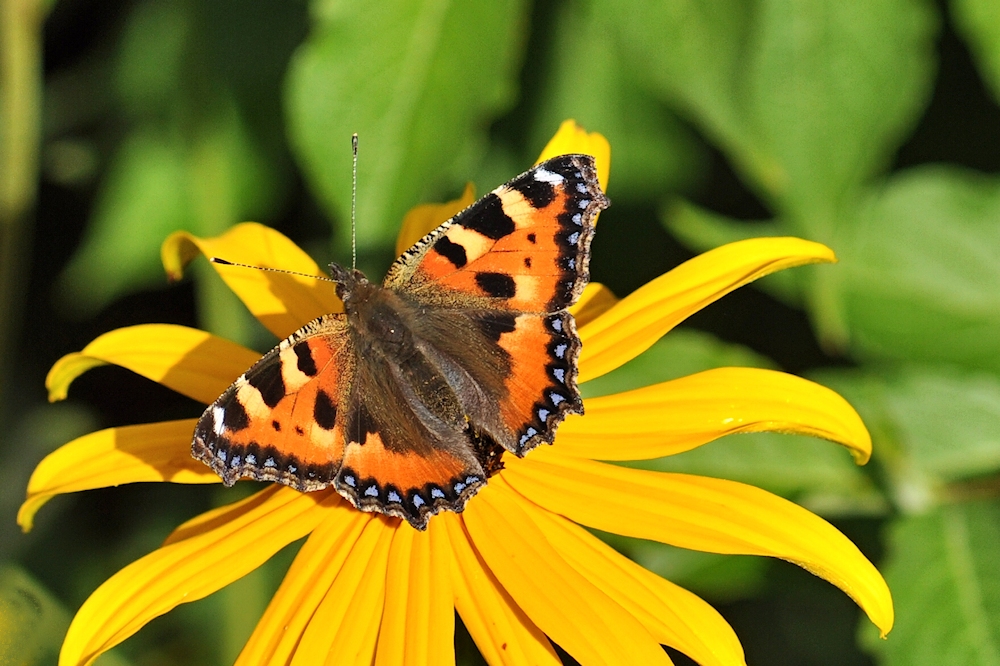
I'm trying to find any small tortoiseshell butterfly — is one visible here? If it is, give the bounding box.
[192,154,609,529]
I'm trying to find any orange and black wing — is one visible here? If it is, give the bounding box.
[385,154,608,455]
[192,314,353,491]
[193,314,488,529]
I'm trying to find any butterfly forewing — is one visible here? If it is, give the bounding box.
[386,154,606,313]
[192,315,352,490]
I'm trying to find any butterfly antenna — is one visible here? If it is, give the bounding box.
[351,133,359,271]
[210,257,337,283]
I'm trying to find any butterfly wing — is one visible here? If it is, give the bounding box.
[192,314,353,490]
[384,154,608,454]
[193,154,607,529]
[193,312,489,529]
[333,342,491,529]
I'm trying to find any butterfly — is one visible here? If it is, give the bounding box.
[191,154,609,529]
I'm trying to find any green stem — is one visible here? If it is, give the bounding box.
[0,0,44,405]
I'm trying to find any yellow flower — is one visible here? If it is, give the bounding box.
[21,121,891,666]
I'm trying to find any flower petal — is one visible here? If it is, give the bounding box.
[395,182,476,257]
[160,487,338,547]
[375,524,454,666]
[47,324,258,404]
[291,516,395,665]
[439,513,560,666]
[236,508,370,666]
[568,282,618,328]
[522,499,745,666]
[162,223,342,339]
[60,486,337,666]
[577,238,836,382]
[558,367,872,463]
[463,479,674,665]
[535,120,611,194]
[18,419,214,532]
[503,453,894,637]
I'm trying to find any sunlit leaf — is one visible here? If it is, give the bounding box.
[863,501,1000,665]
[952,0,1000,105]
[286,0,529,250]
[604,0,937,222]
[530,2,702,201]
[819,366,1000,486]
[838,166,1000,371]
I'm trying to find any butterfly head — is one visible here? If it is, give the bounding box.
[328,262,372,304]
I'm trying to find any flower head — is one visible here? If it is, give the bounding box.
[22,121,891,665]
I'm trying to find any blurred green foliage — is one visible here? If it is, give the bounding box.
[4,0,1000,663]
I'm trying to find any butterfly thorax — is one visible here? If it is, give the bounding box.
[329,262,472,443]
[331,263,413,359]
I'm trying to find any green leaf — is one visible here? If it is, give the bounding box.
[0,564,71,666]
[952,0,1000,105]
[838,166,1000,371]
[56,130,190,315]
[113,0,189,114]
[817,366,1000,490]
[603,0,937,229]
[529,1,704,201]
[595,0,752,144]
[863,501,1000,665]
[739,0,937,223]
[285,0,529,252]
[56,99,279,321]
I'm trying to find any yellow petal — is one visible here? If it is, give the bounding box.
[463,479,674,665]
[161,486,340,547]
[47,324,258,404]
[395,183,476,257]
[162,223,342,339]
[291,516,395,665]
[439,513,560,666]
[375,524,454,666]
[568,282,618,328]
[503,453,894,637]
[535,120,611,194]
[578,238,836,383]
[237,508,370,666]
[557,367,872,463]
[60,486,337,666]
[523,501,745,666]
[19,419,214,532]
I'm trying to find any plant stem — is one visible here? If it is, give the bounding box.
[0,0,43,405]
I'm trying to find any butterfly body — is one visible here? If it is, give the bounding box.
[192,154,609,529]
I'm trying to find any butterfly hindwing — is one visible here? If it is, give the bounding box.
[335,428,488,530]
[333,333,492,529]
[491,310,583,454]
